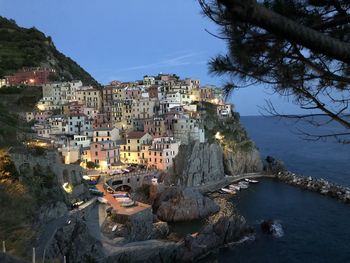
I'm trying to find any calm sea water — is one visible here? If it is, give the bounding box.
[218,116,350,263]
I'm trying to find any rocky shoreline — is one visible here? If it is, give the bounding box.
[275,171,350,203]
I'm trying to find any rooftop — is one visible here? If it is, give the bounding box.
[127,131,147,139]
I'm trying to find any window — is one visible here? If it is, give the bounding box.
[95,152,98,156]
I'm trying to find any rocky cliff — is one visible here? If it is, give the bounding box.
[45,219,104,262]
[173,141,225,187]
[201,102,263,175]
[154,187,219,222]
[224,147,263,175]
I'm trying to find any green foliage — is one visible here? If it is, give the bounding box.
[0,150,36,257]
[0,150,19,180]
[86,161,98,169]
[200,1,350,142]
[0,16,100,86]
[202,102,255,153]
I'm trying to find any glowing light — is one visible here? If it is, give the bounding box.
[215,132,224,141]
[62,182,73,193]
[29,79,35,84]
[37,104,45,111]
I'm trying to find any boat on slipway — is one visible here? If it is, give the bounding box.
[220,188,236,194]
[245,178,259,184]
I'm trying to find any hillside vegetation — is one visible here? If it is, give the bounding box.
[201,102,255,152]
[0,86,42,147]
[0,16,99,86]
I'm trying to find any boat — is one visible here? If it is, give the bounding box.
[97,197,108,204]
[220,188,236,194]
[120,200,135,207]
[238,182,249,189]
[245,178,259,184]
[82,175,91,180]
[229,184,240,191]
[113,192,129,198]
[112,225,117,232]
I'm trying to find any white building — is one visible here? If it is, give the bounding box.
[93,127,120,142]
[171,116,205,145]
[67,114,92,135]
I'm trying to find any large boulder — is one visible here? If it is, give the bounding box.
[175,214,252,262]
[45,219,104,262]
[224,148,263,175]
[173,142,225,187]
[154,187,219,222]
[125,207,154,241]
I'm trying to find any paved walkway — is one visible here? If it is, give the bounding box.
[196,173,275,193]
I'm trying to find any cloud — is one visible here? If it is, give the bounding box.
[114,51,206,73]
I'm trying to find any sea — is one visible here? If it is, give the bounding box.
[217,116,350,263]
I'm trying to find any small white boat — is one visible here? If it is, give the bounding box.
[121,200,135,207]
[229,184,240,191]
[221,188,236,194]
[238,182,249,189]
[112,225,117,232]
[97,197,108,204]
[245,178,259,184]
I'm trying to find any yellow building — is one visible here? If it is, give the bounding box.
[120,131,152,164]
[112,86,127,100]
[76,87,102,111]
[131,98,157,120]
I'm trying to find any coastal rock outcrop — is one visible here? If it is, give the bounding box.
[125,207,154,241]
[175,214,252,262]
[224,148,263,175]
[154,187,220,222]
[276,171,350,203]
[38,201,68,223]
[173,142,224,187]
[45,218,104,262]
[261,219,284,238]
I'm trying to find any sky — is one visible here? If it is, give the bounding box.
[0,0,302,115]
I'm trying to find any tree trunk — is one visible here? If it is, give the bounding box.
[219,0,350,63]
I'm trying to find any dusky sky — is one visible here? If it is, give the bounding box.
[0,0,301,115]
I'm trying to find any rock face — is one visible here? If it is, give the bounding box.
[175,214,252,262]
[224,148,263,175]
[46,219,104,262]
[173,142,225,187]
[261,219,284,238]
[11,151,91,203]
[0,253,28,263]
[154,187,220,222]
[125,207,154,241]
[38,201,68,223]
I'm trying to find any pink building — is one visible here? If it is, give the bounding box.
[93,113,112,129]
[142,136,180,171]
[35,111,53,123]
[66,101,85,115]
[143,117,168,138]
[89,141,120,169]
[26,111,53,123]
[126,87,142,100]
